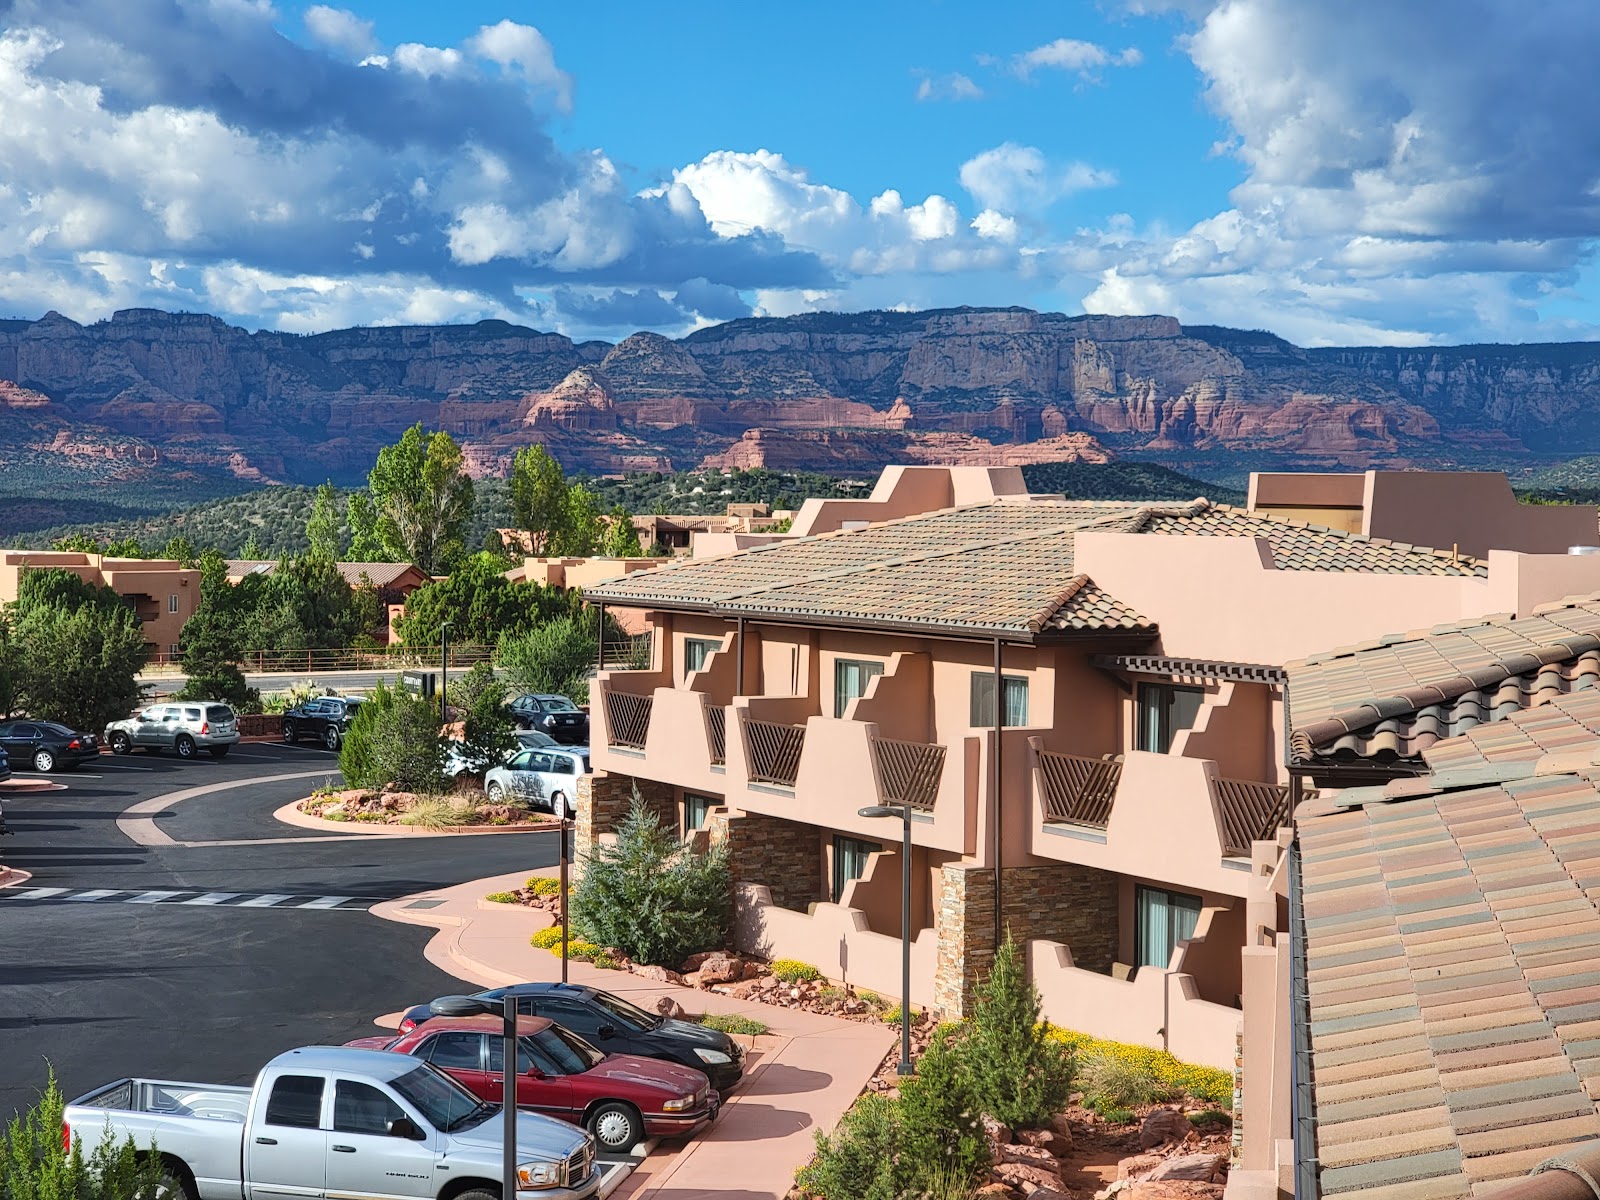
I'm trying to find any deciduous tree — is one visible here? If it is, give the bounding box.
[305,481,344,561]
[368,424,474,574]
[509,444,570,555]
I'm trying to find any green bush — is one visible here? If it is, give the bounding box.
[525,876,563,895]
[0,1068,167,1199]
[1189,1110,1233,1132]
[882,1004,919,1026]
[530,926,566,949]
[1097,1106,1136,1125]
[1079,1054,1167,1112]
[498,615,596,703]
[1044,1030,1233,1107]
[696,1013,768,1036]
[956,936,1074,1130]
[897,1030,990,1191]
[795,1093,906,1200]
[590,953,619,970]
[399,798,474,829]
[771,959,822,984]
[485,891,519,904]
[339,680,444,793]
[569,796,731,966]
[448,662,518,775]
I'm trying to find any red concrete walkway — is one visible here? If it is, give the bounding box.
[372,869,893,1200]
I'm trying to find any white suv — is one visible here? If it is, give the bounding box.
[105,703,241,760]
[483,747,590,818]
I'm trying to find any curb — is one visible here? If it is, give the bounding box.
[273,799,563,838]
[0,779,67,793]
[0,866,33,889]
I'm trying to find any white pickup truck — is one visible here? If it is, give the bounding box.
[64,1045,600,1200]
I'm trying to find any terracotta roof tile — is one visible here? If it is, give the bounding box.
[584,497,1489,639]
[1300,769,1600,1198]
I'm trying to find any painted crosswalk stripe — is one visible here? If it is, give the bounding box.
[128,890,191,904]
[297,895,352,909]
[182,892,243,905]
[5,887,69,900]
[235,894,295,907]
[66,889,122,901]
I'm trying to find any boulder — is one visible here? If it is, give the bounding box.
[975,1185,1012,1198]
[1019,1130,1072,1160]
[632,965,685,985]
[654,996,686,1020]
[1047,1113,1076,1142]
[993,1163,1064,1194]
[681,971,707,989]
[983,1116,1013,1146]
[1117,1155,1165,1181]
[681,952,714,972]
[1145,1155,1226,1184]
[1120,1183,1224,1200]
[697,953,743,984]
[998,1144,1061,1175]
[1139,1108,1192,1150]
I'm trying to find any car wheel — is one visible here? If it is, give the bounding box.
[110,732,131,755]
[208,746,230,759]
[486,781,506,803]
[174,734,197,760]
[323,726,341,751]
[32,749,55,773]
[588,1101,644,1152]
[151,1163,196,1200]
[449,1191,497,1200]
[282,720,296,743]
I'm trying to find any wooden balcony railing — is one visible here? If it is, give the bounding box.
[871,737,947,811]
[1038,751,1123,827]
[1215,777,1291,857]
[706,706,727,765]
[746,719,806,787]
[603,690,653,749]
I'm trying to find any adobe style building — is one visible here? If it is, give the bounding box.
[576,466,1600,1156]
[0,549,199,657]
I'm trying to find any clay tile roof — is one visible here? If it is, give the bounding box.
[1288,600,1600,765]
[585,498,1492,640]
[1298,771,1600,1198]
[224,559,424,588]
[1423,690,1600,773]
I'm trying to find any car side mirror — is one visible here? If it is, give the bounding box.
[597,1024,616,1040]
[387,1116,423,1140]
[525,1063,543,1077]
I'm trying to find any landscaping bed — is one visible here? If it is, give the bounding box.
[298,788,559,829]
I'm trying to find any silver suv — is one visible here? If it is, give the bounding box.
[105,702,241,760]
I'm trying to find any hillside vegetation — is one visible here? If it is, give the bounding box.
[12,462,1235,557]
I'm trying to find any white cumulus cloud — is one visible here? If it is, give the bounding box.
[1011,37,1143,81]
[959,144,1116,212]
[303,6,375,59]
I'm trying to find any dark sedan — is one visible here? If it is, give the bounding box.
[509,694,589,744]
[0,720,99,772]
[398,983,744,1092]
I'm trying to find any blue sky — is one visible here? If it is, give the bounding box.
[1,0,1597,346]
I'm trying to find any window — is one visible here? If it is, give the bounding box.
[528,752,554,773]
[970,673,1029,727]
[536,996,605,1038]
[508,750,534,770]
[168,594,180,613]
[684,637,722,674]
[832,835,881,903]
[530,1025,603,1074]
[333,1080,405,1136]
[264,1075,324,1129]
[683,793,716,832]
[833,659,884,718]
[1137,684,1206,754]
[168,644,181,657]
[422,1032,484,1071]
[553,755,578,776]
[1135,885,1203,971]
[486,1038,536,1075]
[205,706,235,723]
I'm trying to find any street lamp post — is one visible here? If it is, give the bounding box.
[858,802,915,1076]
[438,621,451,721]
[559,813,570,984]
[430,993,518,1194]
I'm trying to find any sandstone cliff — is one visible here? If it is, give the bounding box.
[6,305,1595,492]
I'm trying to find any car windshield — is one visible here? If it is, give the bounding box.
[390,1064,492,1132]
[539,697,579,713]
[532,1026,605,1074]
[591,991,659,1031]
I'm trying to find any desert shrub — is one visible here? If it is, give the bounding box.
[1189,1110,1233,1132]
[498,615,596,703]
[795,1093,907,1200]
[485,891,519,904]
[569,795,731,966]
[590,953,618,970]
[1097,1106,1135,1125]
[525,876,563,895]
[696,1013,768,1036]
[449,661,517,775]
[856,990,886,1011]
[818,985,847,1005]
[1078,1054,1167,1112]
[0,1068,166,1200]
[956,936,1073,1130]
[897,1029,990,1191]
[1044,1030,1232,1107]
[771,959,822,984]
[882,1004,922,1026]
[398,797,474,829]
[530,926,565,949]
[340,680,444,792]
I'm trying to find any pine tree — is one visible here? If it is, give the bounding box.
[897,1029,990,1186]
[602,506,644,557]
[957,935,1074,1129]
[305,481,343,561]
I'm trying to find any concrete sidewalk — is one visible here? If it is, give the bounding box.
[372,869,892,1200]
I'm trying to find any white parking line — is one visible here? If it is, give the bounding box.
[235,894,294,907]
[127,891,190,903]
[296,896,349,909]
[66,889,123,901]
[5,887,68,899]
[97,762,157,771]
[183,892,243,905]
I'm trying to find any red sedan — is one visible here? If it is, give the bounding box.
[346,1014,717,1151]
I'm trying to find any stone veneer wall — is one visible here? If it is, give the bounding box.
[933,862,1120,1017]
[575,769,676,861]
[707,809,822,913]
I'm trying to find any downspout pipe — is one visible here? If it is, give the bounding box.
[1290,841,1319,1200]
[736,616,746,696]
[993,636,1003,952]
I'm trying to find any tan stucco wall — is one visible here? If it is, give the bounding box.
[0,552,198,655]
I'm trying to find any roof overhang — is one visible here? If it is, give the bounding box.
[1094,654,1286,685]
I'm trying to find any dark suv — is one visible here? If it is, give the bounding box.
[398,982,743,1091]
[509,694,589,744]
[281,696,364,750]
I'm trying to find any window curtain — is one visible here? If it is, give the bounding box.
[970,673,1029,727]
[834,660,884,718]
[1136,886,1202,969]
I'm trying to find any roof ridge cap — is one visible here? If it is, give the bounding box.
[1026,574,1092,632]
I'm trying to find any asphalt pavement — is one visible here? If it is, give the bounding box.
[0,743,561,1122]
[139,665,485,696]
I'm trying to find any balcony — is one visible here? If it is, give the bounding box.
[744,718,805,787]
[706,706,727,765]
[603,690,653,750]
[1029,740,1288,898]
[871,736,947,811]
